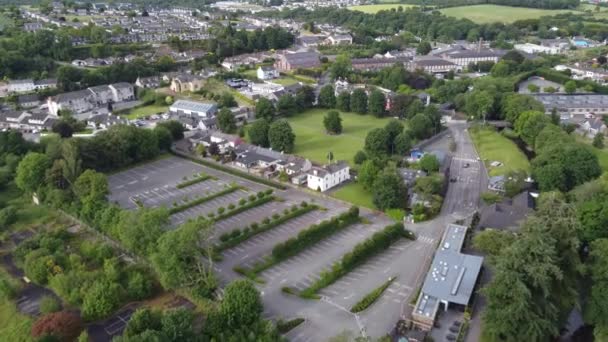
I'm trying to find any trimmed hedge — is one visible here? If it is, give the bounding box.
[277,318,305,334]
[216,202,318,251]
[213,194,275,221]
[172,151,287,190]
[168,186,241,214]
[350,277,396,313]
[176,174,214,189]
[300,223,414,297]
[272,206,360,260]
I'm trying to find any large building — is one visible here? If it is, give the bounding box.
[532,93,608,116]
[274,51,321,71]
[411,224,484,331]
[47,83,134,116]
[306,161,350,192]
[441,49,506,67]
[169,100,218,118]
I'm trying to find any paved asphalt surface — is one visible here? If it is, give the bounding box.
[106,122,486,341]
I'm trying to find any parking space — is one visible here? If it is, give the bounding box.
[14,284,60,317]
[132,178,229,208]
[169,188,252,226]
[88,304,139,342]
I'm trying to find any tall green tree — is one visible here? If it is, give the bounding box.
[330,54,351,80]
[372,166,407,210]
[350,89,368,114]
[15,152,50,193]
[276,94,298,117]
[217,108,237,134]
[364,128,389,156]
[255,98,275,121]
[248,119,270,148]
[368,90,386,117]
[220,279,263,329]
[336,92,350,112]
[318,85,336,109]
[323,110,342,135]
[268,119,295,153]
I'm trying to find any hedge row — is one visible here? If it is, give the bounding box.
[213,194,275,222]
[175,173,214,189]
[216,202,317,251]
[300,223,414,297]
[276,318,305,334]
[350,277,396,313]
[272,206,360,260]
[172,151,287,190]
[168,186,241,214]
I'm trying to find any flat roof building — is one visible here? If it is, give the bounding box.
[411,224,483,331]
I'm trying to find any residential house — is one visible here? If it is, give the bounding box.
[17,94,41,108]
[47,83,134,116]
[87,113,128,130]
[306,161,350,192]
[514,43,563,55]
[0,110,57,131]
[411,56,459,74]
[532,94,608,116]
[298,35,325,48]
[325,34,353,45]
[257,66,279,80]
[581,117,607,137]
[23,22,44,32]
[555,64,608,84]
[410,224,483,331]
[169,100,218,117]
[478,191,535,231]
[170,74,204,93]
[275,52,321,71]
[135,76,162,88]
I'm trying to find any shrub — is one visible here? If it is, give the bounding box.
[239,198,247,206]
[276,318,305,334]
[251,222,259,230]
[39,295,61,314]
[0,206,18,229]
[208,212,215,218]
[257,191,266,199]
[249,195,257,201]
[283,208,290,215]
[219,233,231,242]
[301,201,308,207]
[272,213,280,220]
[262,218,270,224]
[291,205,298,212]
[32,311,84,341]
[217,207,225,214]
[228,203,235,210]
[265,189,274,195]
[169,186,240,214]
[351,277,395,313]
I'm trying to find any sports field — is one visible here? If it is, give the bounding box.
[287,109,392,164]
[348,4,419,13]
[439,4,578,24]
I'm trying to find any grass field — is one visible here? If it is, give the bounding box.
[331,182,374,209]
[469,126,530,176]
[122,104,168,119]
[439,5,578,23]
[287,109,392,164]
[348,4,418,13]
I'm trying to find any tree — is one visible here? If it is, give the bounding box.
[368,90,386,117]
[161,309,195,342]
[564,80,577,94]
[82,280,122,321]
[372,167,407,210]
[323,111,342,134]
[31,311,83,341]
[217,108,237,134]
[353,150,367,165]
[318,85,336,108]
[419,154,440,172]
[359,160,380,190]
[156,121,184,140]
[153,126,173,151]
[593,133,604,149]
[330,54,351,80]
[249,119,270,148]
[586,239,608,341]
[124,308,162,337]
[336,92,350,112]
[195,144,206,157]
[472,230,516,261]
[465,90,493,121]
[208,142,220,156]
[219,92,237,108]
[409,113,434,140]
[15,152,50,193]
[295,86,315,110]
[73,169,108,204]
[490,61,510,77]
[502,94,545,123]
[221,279,263,329]
[364,128,389,156]
[268,119,295,153]
[384,119,404,154]
[350,89,368,114]
[516,111,552,147]
[416,41,432,55]
[527,84,540,93]
[52,120,74,138]
[394,132,412,155]
[255,98,275,121]
[276,94,297,117]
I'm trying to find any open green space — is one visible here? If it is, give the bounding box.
[439,5,579,24]
[469,126,530,176]
[287,109,392,164]
[348,4,419,13]
[331,182,374,209]
[121,104,168,119]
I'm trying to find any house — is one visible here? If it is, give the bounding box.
[47,83,135,116]
[325,34,353,45]
[87,113,128,130]
[135,76,161,89]
[17,94,41,108]
[399,168,427,188]
[23,22,43,32]
[514,43,563,55]
[169,100,218,118]
[441,49,506,67]
[532,94,608,116]
[274,52,321,71]
[351,57,410,71]
[257,66,279,80]
[555,64,608,84]
[410,224,484,331]
[298,35,325,48]
[7,79,35,93]
[478,191,535,231]
[581,117,607,137]
[0,110,57,131]
[233,145,282,170]
[306,161,350,192]
[170,74,204,93]
[411,56,459,74]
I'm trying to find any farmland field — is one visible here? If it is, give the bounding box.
[439,5,579,23]
[348,4,419,13]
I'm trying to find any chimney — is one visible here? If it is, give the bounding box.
[313,170,318,176]
[478,38,482,53]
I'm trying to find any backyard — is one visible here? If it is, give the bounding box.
[439,5,578,23]
[330,182,374,209]
[121,104,168,119]
[287,109,393,164]
[469,126,530,176]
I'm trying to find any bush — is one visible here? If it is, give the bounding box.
[301,201,308,207]
[251,222,259,230]
[0,206,17,229]
[257,191,266,199]
[265,189,274,195]
[168,186,240,214]
[228,203,235,210]
[239,198,247,206]
[283,208,290,215]
[175,174,212,189]
[214,196,274,221]
[276,318,305,334]
[39,296,61,314]
[217,207,225,214]
[219,233,231,242]
[249,195,257,201]
[262,217,270,224]
[351,277,395,313]
[272,213,280,220]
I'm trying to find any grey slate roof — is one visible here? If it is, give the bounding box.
[170,100,217,114]
[478,191,535,231]
[307,161,349,177]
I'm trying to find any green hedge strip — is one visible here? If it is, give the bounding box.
[168,186,241,214]
[175,174,214,189]
[216,204,318,251]
[350,277,396,313]
[276,318,305,334]
[213,195,274,221]
[172,151,287,190]
[300,223,414,297]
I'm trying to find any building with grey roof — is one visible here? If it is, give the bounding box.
[532,93,608,116]
[169,100,218,118]
[275,51,321,71]
[411,224,484,331]
[478,191,535,231]
[307,161,350,192]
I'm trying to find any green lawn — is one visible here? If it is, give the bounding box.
[287,109,393,164]
[348,4,419,13]
[271,77,300,86]
[122,104,168,120]
[469,127,530,176]
[440,5,579,23]
[331,182,374,209]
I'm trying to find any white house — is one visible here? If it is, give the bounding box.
[307,161,350,192]
[257,66,279,80]
[514,43,562,55]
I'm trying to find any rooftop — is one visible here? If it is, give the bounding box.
[170,100,217,114]
[532,94,608,109]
